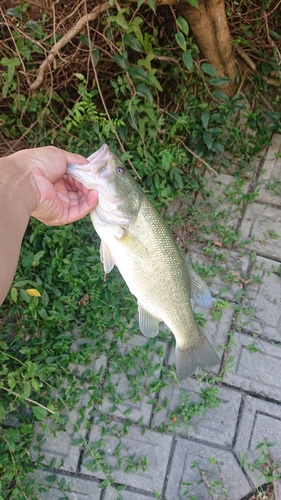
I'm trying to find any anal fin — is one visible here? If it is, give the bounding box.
[138,303,159,338]
[100,241,115,273]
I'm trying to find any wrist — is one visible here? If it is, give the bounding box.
[0,153,39,214]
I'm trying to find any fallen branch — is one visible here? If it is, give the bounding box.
[1,386,55,415]
[179,141,219,178]
[236,45,280,87]
[30,2,110,90]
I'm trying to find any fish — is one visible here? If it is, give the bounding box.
[67,144,219,381]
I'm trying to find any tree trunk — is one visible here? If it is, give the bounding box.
[177,0,238,96]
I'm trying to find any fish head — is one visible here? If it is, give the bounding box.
[67,144,142,225]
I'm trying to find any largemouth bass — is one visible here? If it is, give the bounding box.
[67,144,219,381]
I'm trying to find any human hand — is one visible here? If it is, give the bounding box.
[10,146,98,225]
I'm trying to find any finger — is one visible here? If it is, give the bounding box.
[63,150,89,166]
[66,194,98,222]
[65,176,98,202]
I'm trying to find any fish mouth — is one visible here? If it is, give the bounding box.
[87,144,111,165]
[66,144,113,188]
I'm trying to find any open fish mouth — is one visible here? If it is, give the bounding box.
[87,144,111,164]
[66,144,113,187]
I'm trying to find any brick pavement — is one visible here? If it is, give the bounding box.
[30,134,281,499]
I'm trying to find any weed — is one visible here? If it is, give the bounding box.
[169,386,220,432]
[242,438,281,496]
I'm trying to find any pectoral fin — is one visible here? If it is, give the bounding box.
[100,241,115,273]
[185,261,212,309]
[138,303,159,338]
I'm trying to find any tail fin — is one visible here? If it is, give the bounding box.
[176,334,219,381]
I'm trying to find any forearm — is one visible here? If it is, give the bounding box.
[0,157,35,305]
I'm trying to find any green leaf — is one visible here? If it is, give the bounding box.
[26,20,43,35]
[46,475,57,483]
[136,83,153,102]
[80,34,89,47]
[201,63,218,77]
[32,250,45,266]
[21,424,33,434]
[182,51,193,72]
[38,308,48,320]
[213,90,230,103]
[10,287,18,303]
[32,406,48,421]
[20,289,30,303]
[175,32,186,52]
[147,0,156,13]
[74,73,85,81]
[0,57,20,83]
[269,30,281,40]
[12,279,30,288]
[31,378,40,391]
[201,109,209,130]
[203,130,213,150]
[208,76,231,86]
[113,51,129,70]
[124,34,142,52]
[187,0,199,6]
[174,172,184,189]
[20,383,31,400]
[176,17,189,36]
[112,11,129,31]
[92,48,99,67]
[128,66,148,81]
[147,73,163,91]
[0,405,7,423]
[6,7,20,18]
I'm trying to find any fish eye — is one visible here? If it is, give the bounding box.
[117,165,126,174]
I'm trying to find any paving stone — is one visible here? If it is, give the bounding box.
[30,333,109,474]
[81,424,172,493]
[31,414,85,473]
[195,172,249,236]
[31,394,89,473]
[100,334,166,425]
[165,438,252,500]
[257,133,281,205]
[274,468,281,500]
[69,335,108,376]
[188,247,250,301]
[167,306,233,374]
[30,469,101,499]
[104,488,155,499]
[239,203,281,259]
[152,378,241,447]
[239,255,281,341]
[223,331,281,400]
[234,395,281,487]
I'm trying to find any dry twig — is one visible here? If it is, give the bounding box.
[30,2,110,90]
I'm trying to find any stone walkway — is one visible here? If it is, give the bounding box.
[30,134,281,499]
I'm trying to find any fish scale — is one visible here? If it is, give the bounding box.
[67,144,219,381]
